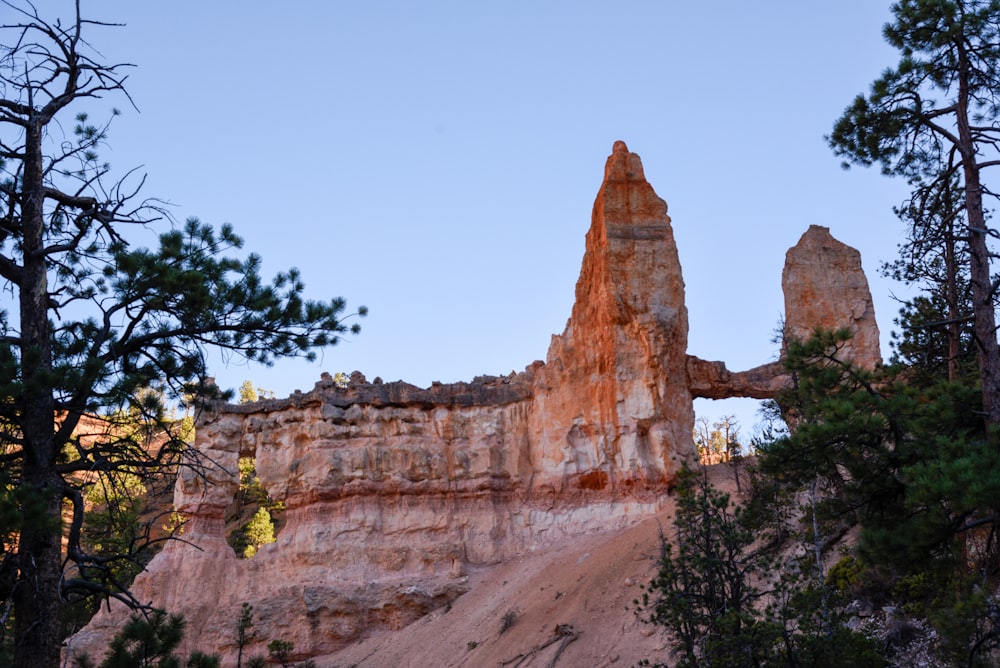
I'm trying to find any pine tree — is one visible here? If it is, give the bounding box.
[829,0,1000,427]
[70,612,220,668]
[239,508,277,559]
[637,465,883,667]
[637,467,769,667]
[238,381,259,405]
[0,4,364,665]
[883,172,977,384]
[760,330,1000,662]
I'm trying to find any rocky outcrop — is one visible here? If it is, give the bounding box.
[531,140,692,492]
[686,358,788,400]
[69,144,882,664]
[782,224,881,368]
[687,224,881,400]
[68,142,694,661]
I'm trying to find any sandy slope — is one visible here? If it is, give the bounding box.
[322,464,742,668]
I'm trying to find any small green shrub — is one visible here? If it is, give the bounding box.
[826,554,865,595]
[71,611,220,668]
[230,507,277,558]
[267,639,294,667]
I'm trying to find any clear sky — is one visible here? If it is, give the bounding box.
[59,1,914,436]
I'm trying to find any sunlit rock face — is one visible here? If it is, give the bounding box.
[531,140,693,493]
[68,146,881,664]
[68,142,692,661]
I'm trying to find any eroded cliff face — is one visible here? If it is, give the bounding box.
[68,143,694,661]
[69,144,882,664]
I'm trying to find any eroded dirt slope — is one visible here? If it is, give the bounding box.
[323,465,742,668]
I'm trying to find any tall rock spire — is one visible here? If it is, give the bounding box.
[531,141,694,490]
[782,225,881,368]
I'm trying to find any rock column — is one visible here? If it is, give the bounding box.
[532,141,694,491]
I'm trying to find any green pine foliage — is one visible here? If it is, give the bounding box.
[229,458,283,558]
[238,381,259,404]
[267,639,294,668]
[59,470,152,638]
[238,458,272,509]
[236,603,256,668]
[889,293,978,384]
[71,612,220,668]
[643,322,1000,663]
[760,330,999,573]
[242,508,277,558]
[637,466,770,667]
[0,3,364,663]
[64,607,323,668]
[829,0,1000,427]
[231,508,277,559]
[238,381,275,404]
[758,329,1000,664]
[808,4,1000,660]
[636,466,883,667]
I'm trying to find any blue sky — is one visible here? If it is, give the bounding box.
[75,2,913,436]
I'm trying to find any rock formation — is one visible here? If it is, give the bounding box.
[531,140,691,493]
[687,224,881,399]
[782,224,882,368]
[68,143,882,664]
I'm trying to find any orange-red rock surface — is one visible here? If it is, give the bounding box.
[531,140,692,494]
[68,144,882,664]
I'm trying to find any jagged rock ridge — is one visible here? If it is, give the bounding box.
[69,143,881,663]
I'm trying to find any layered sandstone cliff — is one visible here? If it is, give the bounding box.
[69,143,882,664]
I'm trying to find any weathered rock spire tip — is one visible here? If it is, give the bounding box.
[604,140,646,182]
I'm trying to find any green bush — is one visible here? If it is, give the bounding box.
[637,466,884,667]
[230,507,277,558]
[267,639,294,667]
[827,555,863,593]
[71,611,220,668]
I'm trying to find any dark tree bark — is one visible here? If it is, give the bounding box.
[0,3,364,666]
[954,30,1000,423]
[13,68,64,668]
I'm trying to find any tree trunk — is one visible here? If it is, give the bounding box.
[963,179,1000,426]
[944,220,962,384]
[13,121,62,668]
[12,474,62,668]
[957,46,1000,429]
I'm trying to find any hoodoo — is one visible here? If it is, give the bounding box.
[531,140,693,493]
[782,224,881,369]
